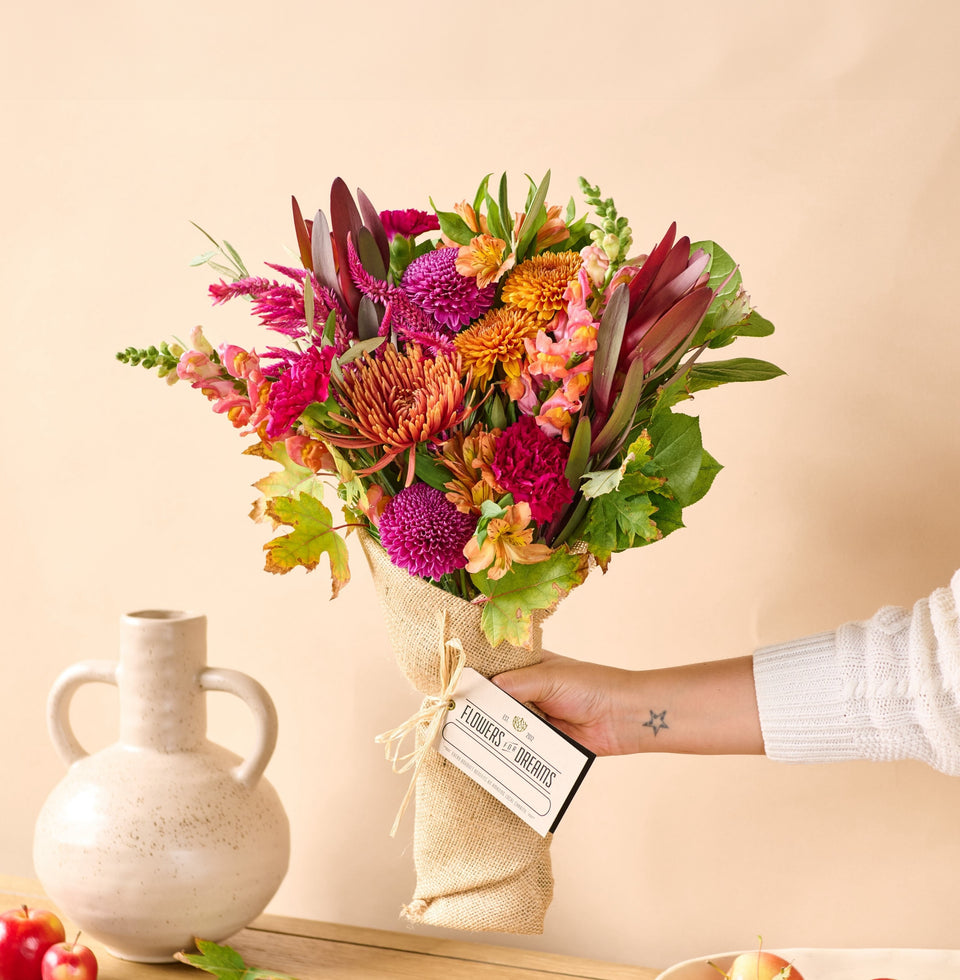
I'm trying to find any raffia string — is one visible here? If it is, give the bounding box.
[375,609,466,837]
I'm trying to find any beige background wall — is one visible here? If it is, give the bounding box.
[3,0,960,971]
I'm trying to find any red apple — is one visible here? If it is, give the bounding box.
[0,905,67,980]
[40,934,98,980]
[711,950,804,980]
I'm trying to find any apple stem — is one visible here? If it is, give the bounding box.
[705,960,729,978]
[72,931,82,949]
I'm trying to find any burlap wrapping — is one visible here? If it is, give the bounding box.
[360,531,558,934]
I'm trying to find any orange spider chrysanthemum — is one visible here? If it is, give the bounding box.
[326,344,474,485]
[454,307,541,388]
[437,423,503,515]
[456,234,515,288]
[500,251,583,323]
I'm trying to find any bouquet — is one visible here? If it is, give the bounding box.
[120,171,781,930]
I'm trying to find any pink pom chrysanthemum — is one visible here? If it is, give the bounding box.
[378,483,476,580]
[491,416,574,524]
[401,247,497,330]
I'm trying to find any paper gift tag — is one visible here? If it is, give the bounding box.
[437,667,594,836]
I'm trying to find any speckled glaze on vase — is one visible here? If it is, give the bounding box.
[33,610,290,963]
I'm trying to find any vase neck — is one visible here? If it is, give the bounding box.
[117,610,208,751]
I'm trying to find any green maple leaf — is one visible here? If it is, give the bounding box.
[176,939,298,980]
[578,432,665,564]
[579,478,661,565]
[470,547,589,649]
[244,441,323,523]
[262,493,350,598]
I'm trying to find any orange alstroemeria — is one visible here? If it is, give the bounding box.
[463,501,553,580]
[456,234,515,288]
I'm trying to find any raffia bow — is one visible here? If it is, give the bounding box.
[375,610,466,837]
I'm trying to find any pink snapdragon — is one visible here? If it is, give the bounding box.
[177,344,270,433]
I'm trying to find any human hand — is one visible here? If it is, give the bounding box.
[493,653,643,756]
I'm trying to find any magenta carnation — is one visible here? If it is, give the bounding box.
[401,247,496,330]
[491,416,574,524]
[378,483,476,580]
[265,345,334,440]
[379,208,440,241]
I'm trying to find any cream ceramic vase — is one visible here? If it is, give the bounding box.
[33,609,290,962]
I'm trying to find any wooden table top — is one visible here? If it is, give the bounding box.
[0,875,660,980]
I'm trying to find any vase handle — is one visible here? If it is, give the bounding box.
[200,667,278,790]
[47,660,119,768]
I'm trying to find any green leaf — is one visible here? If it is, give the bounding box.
[578,431,665,560]
[734,309,775,337]
[580,464,628,499]
[564,415,592,490]
[175,939,299,980]
[473,495,512,548]
[497,172,514,241]
[579,480,660,565]
[472,173,492,217]
[247,440,325,518]
[685,448,722,506]
[189,249,218,267]
[484,193,506,241]
[648,410,704,507]
[692,240,741,297]
[470,547,588,648]
[652,357,785,415]
[337,336,386,367]
[221,239,249,278]
[688,357,785,387]
[430,198,475,245]
[515,170,551,258]
[320,309,338,349]
[648,491,684,538]
[414,446,453,491]
[262,494,351,598]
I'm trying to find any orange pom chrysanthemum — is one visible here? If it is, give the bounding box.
[454,307,541,387]
[500,250,583,323]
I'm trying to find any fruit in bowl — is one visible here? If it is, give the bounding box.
[710,948,803,980]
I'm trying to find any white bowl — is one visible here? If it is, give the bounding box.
[656,947,960,980]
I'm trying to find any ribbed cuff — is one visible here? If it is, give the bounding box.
[753,631,870,764]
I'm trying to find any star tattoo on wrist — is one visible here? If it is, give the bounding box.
[642,709,669,736]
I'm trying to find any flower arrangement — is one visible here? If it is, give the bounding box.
[120,172,782,648]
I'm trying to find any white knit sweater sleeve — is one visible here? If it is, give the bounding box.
[753,569,960,774]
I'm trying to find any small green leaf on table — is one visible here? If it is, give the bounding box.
[176,939,299,980]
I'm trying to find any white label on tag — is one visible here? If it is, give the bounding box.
[436,667,594,836]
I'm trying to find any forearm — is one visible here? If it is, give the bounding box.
[625,656,764,756]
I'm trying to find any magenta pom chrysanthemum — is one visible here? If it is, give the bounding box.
[379,483,476,579]
[401,247,497,330]
[491,416,574,524]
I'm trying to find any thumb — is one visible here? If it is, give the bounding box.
[492,662,554,704]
